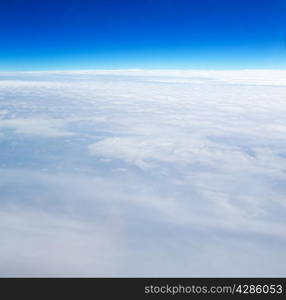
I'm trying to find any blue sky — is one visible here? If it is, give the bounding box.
[0,0,286,70]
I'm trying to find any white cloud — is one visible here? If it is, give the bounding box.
[0,119,75,137]
[0,70,286,276]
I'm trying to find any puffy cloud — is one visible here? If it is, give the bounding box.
[0,70,286,276]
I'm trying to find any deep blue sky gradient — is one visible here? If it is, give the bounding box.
[0,0,286,70]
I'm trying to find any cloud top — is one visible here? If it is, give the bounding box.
[0,70,286,276]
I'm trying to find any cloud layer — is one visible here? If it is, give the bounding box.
[0,70,286,276]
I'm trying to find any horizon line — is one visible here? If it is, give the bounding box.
[1,68,286,74]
